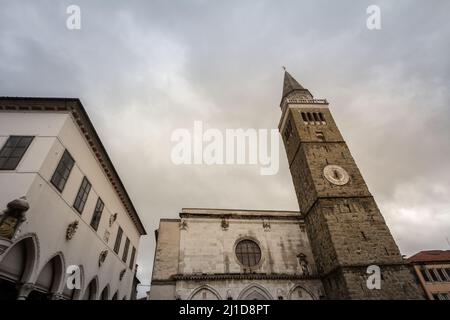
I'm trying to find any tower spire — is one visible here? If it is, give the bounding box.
[281,71,312,100]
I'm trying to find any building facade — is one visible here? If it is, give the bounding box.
[149,72,424,300]
[149,209,323,300]
[407,250,450,300]
[0,97,146,300]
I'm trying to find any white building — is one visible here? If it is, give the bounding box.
[0,97,146,300]
[148,208,324,300]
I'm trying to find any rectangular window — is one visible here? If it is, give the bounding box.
[0,136,34,170]
[73,177,91,214]
[122,237,130,263]
[129,246,136,270]
[114,226,123,254]
[51,150,75,192]
[90,198,104,231]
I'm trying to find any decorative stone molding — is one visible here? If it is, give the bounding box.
[66,221,79,241]
[109,213,118,227]
[221,218,229,231]
[172,273,318,281]
[297,253,310,276]
[179,219,188,230]
[49,293,65,300]
[103,230,110,243]
[0,196,30,241]
[98,250,108,267]
[119,269,126,281]
[263,220,271,231]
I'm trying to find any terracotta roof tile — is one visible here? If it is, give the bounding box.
[407,250,450,263]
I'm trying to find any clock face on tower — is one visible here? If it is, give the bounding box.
[323,165,350,186]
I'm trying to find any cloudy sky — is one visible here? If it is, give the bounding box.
[1,0,449,298]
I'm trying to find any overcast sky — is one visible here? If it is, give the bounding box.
[1,0,449,298]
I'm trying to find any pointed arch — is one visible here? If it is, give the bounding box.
[188,284,222,300]
[288,285,315,300]
[237,284,273,300]
[112,291,118,300]
[82,276,99,300]
[0,233,39,284]
[100,284,110,300]
[37,252,65,293]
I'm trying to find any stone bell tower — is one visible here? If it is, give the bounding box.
[278,71,423,299]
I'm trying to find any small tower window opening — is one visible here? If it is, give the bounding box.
[301,112,308,124]
[313,112,320,124]
[307,112,314,124]
[319,112,326,124]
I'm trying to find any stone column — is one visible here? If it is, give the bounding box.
[17,283,35,300]
[49,292,65,300]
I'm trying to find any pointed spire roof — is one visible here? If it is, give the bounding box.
[281,71,311,99]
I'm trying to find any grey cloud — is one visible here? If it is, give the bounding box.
[1,0,449,298]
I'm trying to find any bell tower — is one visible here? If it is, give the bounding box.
[278,71,423,299]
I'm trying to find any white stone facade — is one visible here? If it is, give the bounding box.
[0,98,146,300]
[149,209,324,300]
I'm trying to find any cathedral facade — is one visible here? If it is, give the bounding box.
[148,72,424,300]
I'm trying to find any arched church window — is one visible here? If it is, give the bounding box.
[235,239,261,267]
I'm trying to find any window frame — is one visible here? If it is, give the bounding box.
[122,237,130,263]
[129,246,136,270]
[114,226,123,254]
[50,150,75,193]
[234,239,262,269]
[90,198,104,231]
[73,177,91,214]
[0,136,34,170]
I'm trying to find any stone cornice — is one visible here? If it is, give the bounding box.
[171,273,319,281]
[179,212,303,221]
[0,97,146,235]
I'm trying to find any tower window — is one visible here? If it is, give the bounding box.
[0,136,34,170]
[301,112,308,123]
[313,113,320,123]
[307,113,314,123]
[319,112,326,124]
